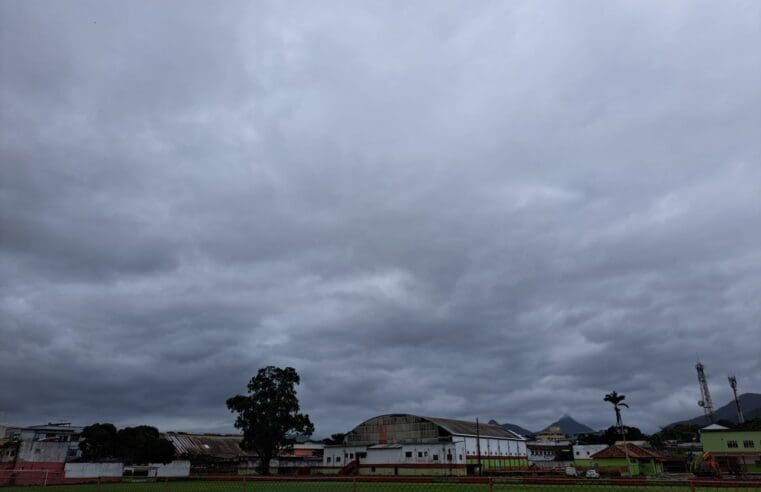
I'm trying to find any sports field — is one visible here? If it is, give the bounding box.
[2,480,759,492]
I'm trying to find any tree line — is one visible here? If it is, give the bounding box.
[79,423,175,464]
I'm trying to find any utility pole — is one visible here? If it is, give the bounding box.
[475,418,482,476]
[728,375,745,424]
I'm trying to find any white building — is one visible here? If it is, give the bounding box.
[322,414,527,476]
[572,444,609,464]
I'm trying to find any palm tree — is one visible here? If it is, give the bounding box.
[604,391,632,474]
[604,391,629,429]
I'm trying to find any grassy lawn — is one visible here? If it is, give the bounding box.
[0,480,717,492]
[4,479,759,492]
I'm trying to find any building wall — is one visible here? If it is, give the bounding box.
[16,440,75,463]
[123,461,190,478]
[462,436,525,457]
[0,461,65,486]
[572,445,608,470]
[701,431,761,453]
[594,458,661,476]
[574,458,594,469]
[572,445,608,460]
[701,430,761,473]
[366,443,463,465]
[358,464,466,476]
[639,459,663,476]
[460,436,527,471]
[64,462,123,478]
[594,457,640,475]
[323,445,367,466]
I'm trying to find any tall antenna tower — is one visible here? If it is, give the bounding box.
[696,362,715,424]
[728,375,745,424]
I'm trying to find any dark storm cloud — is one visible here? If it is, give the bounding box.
[1,0,760,435]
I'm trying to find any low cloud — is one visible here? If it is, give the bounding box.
[1,0,760,436]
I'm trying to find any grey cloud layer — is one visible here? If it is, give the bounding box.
[1,0,760,435]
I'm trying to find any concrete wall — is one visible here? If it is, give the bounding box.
[16,440,73,463]
[124,460,190,477]
[358,465,466,476]
[64,462,123,478]
[154,460,190,477]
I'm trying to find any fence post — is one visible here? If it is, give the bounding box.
[488,477,494,492]
[163,477,169,491]
[352,476,357,492]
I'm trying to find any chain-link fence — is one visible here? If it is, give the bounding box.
[2,475,761,491]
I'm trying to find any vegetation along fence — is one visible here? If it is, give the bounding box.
[1,476,761,491]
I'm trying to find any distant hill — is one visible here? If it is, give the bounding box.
[665,393,761,428]
[537,415,595,436]
[488,419,534,437]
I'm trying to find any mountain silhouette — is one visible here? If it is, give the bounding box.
[536,415,595,436]
[665,393,761,428]
[488,419,534,437]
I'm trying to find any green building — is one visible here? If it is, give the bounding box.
[572,444,609,469]
[589,443,664,476]
[700,425,761,474]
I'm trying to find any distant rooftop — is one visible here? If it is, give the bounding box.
[701,424,729,431]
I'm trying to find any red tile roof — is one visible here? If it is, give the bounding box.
[591,444,664,460]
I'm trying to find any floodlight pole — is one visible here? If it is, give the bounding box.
[476,418,482,476]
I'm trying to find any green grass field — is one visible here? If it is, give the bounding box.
[3,480,757,492]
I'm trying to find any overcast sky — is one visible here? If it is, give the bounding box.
[1,0,760,437]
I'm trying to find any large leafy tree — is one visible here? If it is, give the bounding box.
[577,426,648,445]
[117,426,175,465]
[322,433,346,445]
[227,366,314,474]
[80,423,119,461]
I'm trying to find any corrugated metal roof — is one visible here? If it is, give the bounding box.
[368,444,403,449]
[590,443,663,460]
[24,424,83,433]
[166,433,256,459]
[701,424,730,431]
[423,417,524,440]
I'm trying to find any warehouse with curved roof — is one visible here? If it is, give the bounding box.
[322,414,527,476]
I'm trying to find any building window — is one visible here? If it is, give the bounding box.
[446,454,453,461]
[727,440,739,448]
[432,455,439,461]
[418,452,423,458]
[459,455,463,460]
[326,457,331,464]
[336,457,341,463]
[424,451,428,457]
[405,451,412,458]
[743,440,755,448]
[350,453,354,459]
